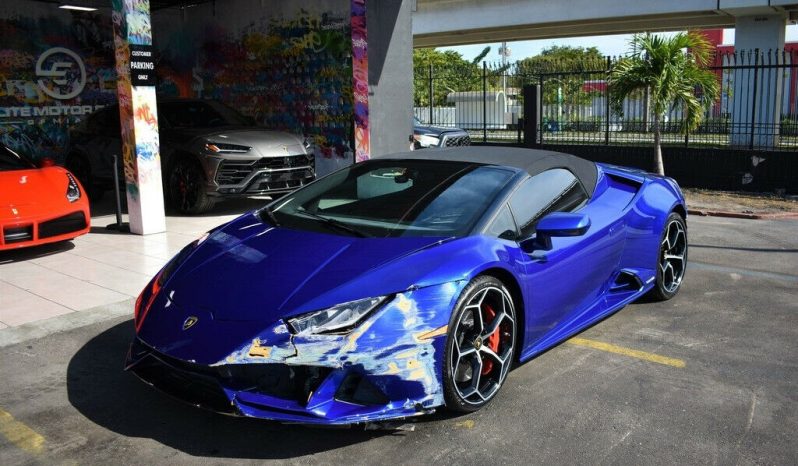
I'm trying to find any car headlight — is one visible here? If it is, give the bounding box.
[66,173,80,202]
[205,142,251,154]
[286,296,390,335]
[414,134,440,148]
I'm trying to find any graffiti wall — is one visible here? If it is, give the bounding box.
[0,0,368,168]
[155,0,361,171]
[0,3,116,162]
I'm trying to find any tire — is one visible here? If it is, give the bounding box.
[648,212,688,301]
[167,158,214,214]
[66,153,104,201]
[443,275,516,413]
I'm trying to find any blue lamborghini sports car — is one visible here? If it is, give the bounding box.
[126,147,688,424]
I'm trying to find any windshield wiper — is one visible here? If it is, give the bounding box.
[259,206,280,227]
[294,209,370,238]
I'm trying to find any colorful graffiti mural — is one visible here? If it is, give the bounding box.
[1,0,367,170]
[156,1,361,169]
[0,6,116,162]
[351,0,369,162]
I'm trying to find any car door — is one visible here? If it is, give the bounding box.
[508,168,625,352]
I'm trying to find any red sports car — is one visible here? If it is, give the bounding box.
[0,144,90,251]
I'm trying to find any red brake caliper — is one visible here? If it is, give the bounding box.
[481,304,502,375]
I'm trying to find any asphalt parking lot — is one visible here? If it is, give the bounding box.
[0,214,796,465]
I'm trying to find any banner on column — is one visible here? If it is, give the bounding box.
[351,0,369,162]
[111,0,165,235]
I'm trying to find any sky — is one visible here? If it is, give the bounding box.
[438,25,798,63]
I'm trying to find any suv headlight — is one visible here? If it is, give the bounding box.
[205,142,251,154]
[414,134,440,148]
[66,173,80,202]
[286,296,390,335]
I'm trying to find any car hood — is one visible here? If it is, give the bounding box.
[414,124,465,136]
[163,213,451,324]
[0,167,68,211]
[171,126,306,156]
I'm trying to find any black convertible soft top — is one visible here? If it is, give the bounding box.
[376,147,599,196]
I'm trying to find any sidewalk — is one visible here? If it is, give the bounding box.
[0,198,262,330]
[684,189,798,220]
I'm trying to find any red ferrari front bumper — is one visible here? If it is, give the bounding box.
[0,206,90,251]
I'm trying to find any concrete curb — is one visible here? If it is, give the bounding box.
[0,298,134,349]
[688,209,798,220]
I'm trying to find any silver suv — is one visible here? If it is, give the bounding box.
[67,99,314,214]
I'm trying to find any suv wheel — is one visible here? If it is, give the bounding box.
[168,159,214,214]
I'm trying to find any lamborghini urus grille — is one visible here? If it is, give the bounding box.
[216,154,314,185]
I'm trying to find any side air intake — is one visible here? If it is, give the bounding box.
[610,270,644,293]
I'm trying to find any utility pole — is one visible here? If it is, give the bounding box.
[499,42,511,127]
[499,42,511,98]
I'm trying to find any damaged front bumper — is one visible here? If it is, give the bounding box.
[126,284,465,425]
[126,338,429,424]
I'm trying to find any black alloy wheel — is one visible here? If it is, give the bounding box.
[443,275,516,412]
[649,212,688,301]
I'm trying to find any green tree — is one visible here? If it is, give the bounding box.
[516,46,605,118]
[413,47,493,107]
[608,32,719,175]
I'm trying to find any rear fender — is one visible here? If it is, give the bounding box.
[621,176,685,273]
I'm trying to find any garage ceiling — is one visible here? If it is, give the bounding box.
[30,0,216,11]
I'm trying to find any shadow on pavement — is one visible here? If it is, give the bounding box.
[0,240,75,264]
[66,320,393,459]
[691,243,798,254]
[166,198,267,218]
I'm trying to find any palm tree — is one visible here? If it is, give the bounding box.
[608,32,719,175]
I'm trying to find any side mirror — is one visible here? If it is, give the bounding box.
[521,212,591,252]
[37,157,56,168]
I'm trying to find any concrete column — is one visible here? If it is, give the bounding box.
[730,12,787,148]
[352,0,370,162]
[111,0,166,234]
[364,0,413,157]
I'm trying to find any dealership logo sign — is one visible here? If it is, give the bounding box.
[35,47,86,100]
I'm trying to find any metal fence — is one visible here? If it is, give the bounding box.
[413,49,798,151]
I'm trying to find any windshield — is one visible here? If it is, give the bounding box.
[267,159,514,238]
[0,145,35,172]
[158,101,253,128]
